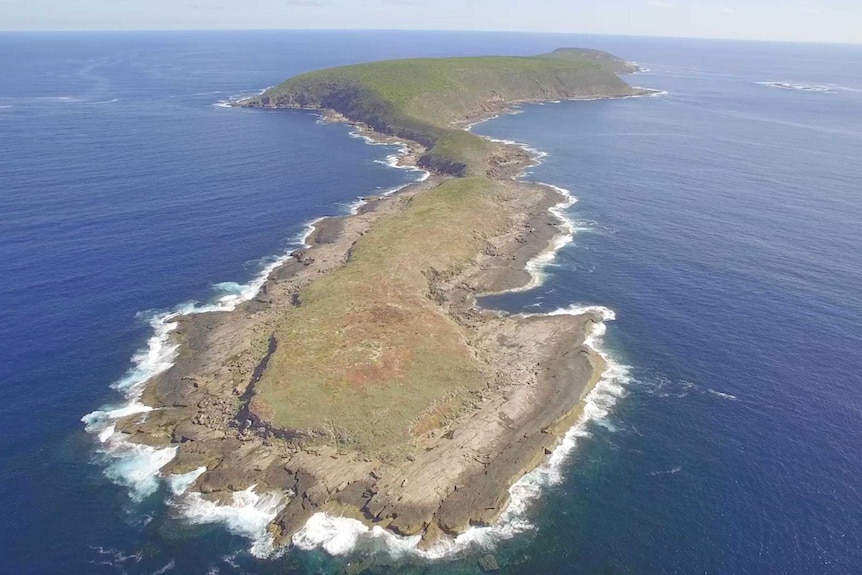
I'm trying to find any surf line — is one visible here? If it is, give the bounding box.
[80,101,429,557]
[291,108,633,559]
[82,96,631,560]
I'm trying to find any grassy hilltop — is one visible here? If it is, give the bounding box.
[246,48,637,175]
[241,49,636,458]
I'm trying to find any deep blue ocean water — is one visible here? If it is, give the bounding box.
[1,31,860,574]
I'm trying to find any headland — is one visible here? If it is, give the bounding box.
[94,48,644,553]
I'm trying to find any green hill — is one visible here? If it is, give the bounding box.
[245,49,637,175]
[237,48,637,458]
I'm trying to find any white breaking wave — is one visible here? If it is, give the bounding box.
[82,313,182,500]
[37,96,80,102]
[81,104,437,556]
[348,126,431,183]
[757,81,862,94]
[214,85,274,109]
[347,197,368,215]
[521,183,578,290]
[463,106,526,132]
[482,135,548,165]
[167,467,207,496]
[469,123,581,294]
[755,81,832,93]
[464,113,501,132]
[81,247,297,503]
[176,487,287,558]
[374,146,431,182]
[297,216,325,248]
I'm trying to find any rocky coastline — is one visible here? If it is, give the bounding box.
[102,61,639,553]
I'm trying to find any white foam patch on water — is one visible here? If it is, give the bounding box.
[152,559,176,574]
[81,251,295,502]
[349,125,430,184]
[214,86,274,109]
[755,81,833,93]
[649,465,682,477]
[754,81,862,94]
[373,144,431,183]
[293,514,383,556]
[81,314,183,500]
[176,488,287,558]
[167,467,207,496]
[347,197,368,214]
[707,388,738,401]
[294,307,630,559]
[297,216,324,248]
[482,135,549,164]
[519,183,578,290]
[382,182,413,197]
[37,96,81,102]
[102,443,179,501]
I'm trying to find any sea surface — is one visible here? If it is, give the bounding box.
[1,31,860,574]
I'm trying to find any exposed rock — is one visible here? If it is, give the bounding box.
[478,553,501,573]
[108,73,615,552]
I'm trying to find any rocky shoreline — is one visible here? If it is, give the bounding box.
[105,95,613,553]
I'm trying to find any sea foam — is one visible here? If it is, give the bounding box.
[81,249,294,535]
[522,182,578,290]
[755,81,833,93]
[81,102,434,555]
[176,488,287,558]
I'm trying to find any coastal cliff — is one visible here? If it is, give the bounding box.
[105,49,640,552]
[246,49,638,175]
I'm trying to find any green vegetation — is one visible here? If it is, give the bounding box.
[253,177,509,458]
[246,49,636,458]
[247,49,635,175]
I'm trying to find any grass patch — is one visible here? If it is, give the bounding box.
[249,51,633,175]
[255,177,510,458]
[247,48,636,458]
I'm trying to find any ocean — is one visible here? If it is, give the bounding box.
[1,31,860,574]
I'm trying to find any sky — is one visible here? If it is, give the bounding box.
[0,0,860,44]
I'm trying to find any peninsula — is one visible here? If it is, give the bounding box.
[111,48,642,549]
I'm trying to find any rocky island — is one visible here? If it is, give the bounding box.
[107,48,642,551]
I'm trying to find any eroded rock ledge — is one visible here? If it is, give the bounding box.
[109,48,639,551]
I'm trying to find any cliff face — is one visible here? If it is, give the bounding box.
[245,50,639,176]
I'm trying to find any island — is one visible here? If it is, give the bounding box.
[111,48,642,550]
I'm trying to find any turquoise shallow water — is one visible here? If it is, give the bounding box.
[0,31,860,574]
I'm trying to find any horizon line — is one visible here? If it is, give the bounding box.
[0,28,859,47]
